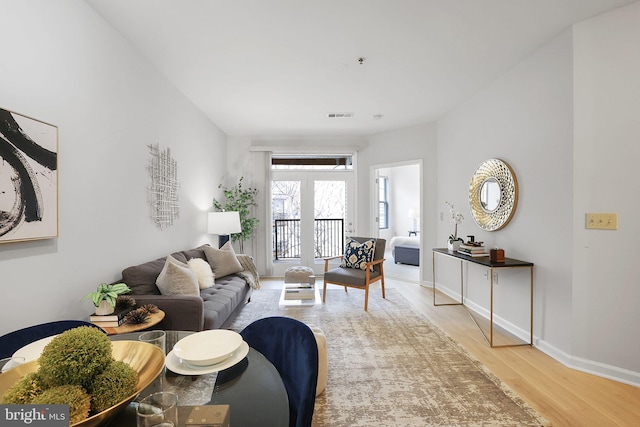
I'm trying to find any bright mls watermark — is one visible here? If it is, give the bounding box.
[1,405,68,426]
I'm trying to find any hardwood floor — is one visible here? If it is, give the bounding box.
[261,277,640,426]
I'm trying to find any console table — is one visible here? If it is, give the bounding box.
[432,248,533,348]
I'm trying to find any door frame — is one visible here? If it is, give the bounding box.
[370,159,423,281]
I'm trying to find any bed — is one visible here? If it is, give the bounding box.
[389,236,420,266]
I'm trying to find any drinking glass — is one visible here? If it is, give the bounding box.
[139,330,167,395]
[136,391,178,427]
[139,330,166,354]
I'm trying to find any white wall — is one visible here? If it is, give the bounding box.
[377,164,420,240]
[363,123,438,279]
[572,2,640,382]
[437,30,575,356]
[0,0,226,335]
[436,2,640,386]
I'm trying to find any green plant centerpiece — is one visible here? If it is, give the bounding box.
[213,176,259,253]
[82,283,131,315]
[2,326,138,424]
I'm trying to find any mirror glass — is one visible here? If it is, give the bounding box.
[479,178,500,212]
[468,159,518,231]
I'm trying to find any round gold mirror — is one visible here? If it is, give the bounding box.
[469,159,518,231]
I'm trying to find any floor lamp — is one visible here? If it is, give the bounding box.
[208,211,242,248]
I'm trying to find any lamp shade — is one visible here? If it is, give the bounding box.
[208,211,242,235]
[408,208,420,218]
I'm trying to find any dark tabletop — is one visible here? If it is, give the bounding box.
[108,330,289,427]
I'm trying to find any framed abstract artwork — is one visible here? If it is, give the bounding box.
[0,107,58,243]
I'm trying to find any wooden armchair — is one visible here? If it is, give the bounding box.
[322,237,386,311]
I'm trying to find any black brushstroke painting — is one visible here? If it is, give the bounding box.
[0,108,57,240]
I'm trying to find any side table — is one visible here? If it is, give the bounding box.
[97,310,165,335]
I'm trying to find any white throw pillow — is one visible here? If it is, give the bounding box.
[156,255,199,296]
[188,258,215,289]
[203,242,244,279]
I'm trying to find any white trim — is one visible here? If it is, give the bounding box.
[431,281,640,387]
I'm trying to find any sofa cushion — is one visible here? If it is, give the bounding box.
[203,242,243,279]
[200,274,249,330]
[156,255,199,296]
[122,252,188,295]
[181,246,207,261]
[188,258,215,289]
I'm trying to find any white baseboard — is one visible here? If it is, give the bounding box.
[427,282,640,387]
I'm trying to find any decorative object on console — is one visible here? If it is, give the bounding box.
[212,177,259,252]
[490,247,505,262]
[82,283,132,316]
[445,201,464,251]
[147,143,180,230]
[457,241,489,257]
[0,107,58,244]
[207,211,242,248]
[469,158,518,231]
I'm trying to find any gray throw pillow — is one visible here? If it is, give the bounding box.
[203,241,244,278]
[156,255,199,296]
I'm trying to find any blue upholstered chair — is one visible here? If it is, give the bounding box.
[0,320,105,358]
[240,316,319,427]
[323,236,386,311]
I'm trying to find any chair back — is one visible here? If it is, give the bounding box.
[240,316,319,427]
[0,320,105,358]
[348,236,386,274]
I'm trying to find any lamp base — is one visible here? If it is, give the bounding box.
[219,234,230,248]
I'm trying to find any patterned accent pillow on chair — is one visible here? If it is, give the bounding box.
[341,238,376,270]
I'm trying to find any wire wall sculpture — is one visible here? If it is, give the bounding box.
[147,143,179,229]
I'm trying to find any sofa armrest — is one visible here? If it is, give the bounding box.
[132,295,204,332]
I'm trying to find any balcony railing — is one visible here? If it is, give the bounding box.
[273,218,344,260]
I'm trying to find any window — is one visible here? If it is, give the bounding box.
[378,176,389,229]
[271,155,353,170]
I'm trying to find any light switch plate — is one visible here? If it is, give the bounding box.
[585,213,618,230]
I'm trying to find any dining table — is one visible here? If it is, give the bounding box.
[108,330,289,427]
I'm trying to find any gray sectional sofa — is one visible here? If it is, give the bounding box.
[117,245,256,331]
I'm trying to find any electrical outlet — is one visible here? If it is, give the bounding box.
[586,213,618,230]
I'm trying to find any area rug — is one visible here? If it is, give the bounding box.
[228,288,550,426]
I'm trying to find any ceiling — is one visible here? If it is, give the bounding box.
[86,0,636,137]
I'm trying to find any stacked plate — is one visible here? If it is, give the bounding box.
[166,330,248,375]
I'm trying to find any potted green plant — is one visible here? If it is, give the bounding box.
[82,283,131,315]
[445,201,464,251]
[213,176,259,253]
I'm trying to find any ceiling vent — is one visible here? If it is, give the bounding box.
[327,112,354,118]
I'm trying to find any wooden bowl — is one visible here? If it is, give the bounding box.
[0,340,165,427]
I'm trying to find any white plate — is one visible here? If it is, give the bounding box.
[3,335,57,372]
[12,335,57,362]
[166,341,249,375]
[173,329,243,366]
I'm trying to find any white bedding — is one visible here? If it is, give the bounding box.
[389,236,420,255]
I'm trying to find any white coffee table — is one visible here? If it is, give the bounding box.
[279,283,321,307]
